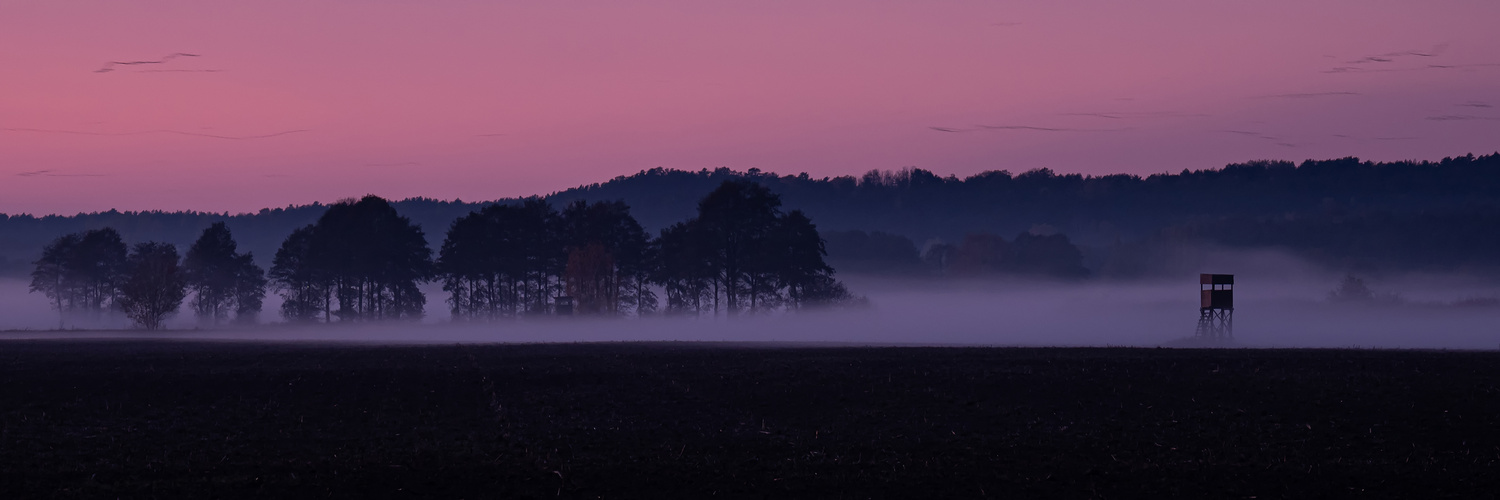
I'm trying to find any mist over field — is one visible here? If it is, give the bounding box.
[4,249,1498,349]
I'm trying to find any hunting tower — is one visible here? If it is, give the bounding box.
[1196,274,1233,339]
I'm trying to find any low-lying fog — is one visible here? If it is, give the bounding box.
[3,250,1498,349]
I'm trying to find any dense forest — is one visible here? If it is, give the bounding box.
[4,153,1500,279]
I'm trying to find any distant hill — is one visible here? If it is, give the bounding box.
[3,153,1499,278]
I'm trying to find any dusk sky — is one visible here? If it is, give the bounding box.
[3,1,1497,215]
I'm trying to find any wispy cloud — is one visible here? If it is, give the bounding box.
[1457,101,1492,109]
[1426,115,1500,122]
[1,127,309,140]
[1341,43,1448,65]
[1220,130,1302,148]
[1425,62,1500,70]
[1322,44,1500,74]
[1058,111,1210,120]
[930,124,1128,133]
[137,69,225,74]
[989,22,1022,27]
[95,52,201,73]
[1252,92,1361,99]
[15,169,106,178]
[1327,62,1500,74]
[1331,134,1420,142]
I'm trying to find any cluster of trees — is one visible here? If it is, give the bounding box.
[27,181,853,329]
[436,180,849,319]
[28,224,265,329]
[270,196,432,322]
[653,181,849,315]
[438,199,653,318]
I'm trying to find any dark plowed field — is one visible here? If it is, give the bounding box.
[1,341,1497,498]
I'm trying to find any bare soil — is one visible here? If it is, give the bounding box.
[1,340,1497,498]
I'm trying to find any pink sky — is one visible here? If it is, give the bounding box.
[3,1,1498,215]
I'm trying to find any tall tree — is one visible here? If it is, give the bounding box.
[558,200,654,315]
[71,228,128,316]
[437,211,494,319]
[29,233,80,329]
[654,221,715,314]
[27,228,128,326]
[233,253,268,323]
[269,226,328,322]
[652,180,851,315]
[271,196,432,322]
[117,242,187,330]
[437,200,561,319]
[693,180,784,314]
[772,210,836,310]
[184,222,267,325]
[513,199,563,314]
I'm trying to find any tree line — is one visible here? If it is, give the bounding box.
[28,180,852,329]
[9,152,1500,281]
[29,223,266,329]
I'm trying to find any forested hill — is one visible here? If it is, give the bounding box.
[3,152,1499,277]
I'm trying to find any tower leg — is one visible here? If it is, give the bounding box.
[1196,308,1234,340]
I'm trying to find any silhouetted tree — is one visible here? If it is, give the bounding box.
[309,196,433,321]
[437,210,495,319]
[654,221,716,315]
[437,199,563,319]
[233,253,268,323]
[695,180,783,314]
[269,196,431,322]
[558,200,654,315]
[513,199,564,314]
[773,210,835,310]
[437,198,654,319]
[564,242,615,314]
[117,242,186,330]
[184,222,266,325]
[27,228,128,326]
[653,180,850,315]
[269,226,327,322]
[29,233,80,329]
[71,228,128,315]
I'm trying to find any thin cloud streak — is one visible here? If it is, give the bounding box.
[930,125,1129,133]
[1426,115,1500,122]
[1058,111,1210,120]
[1342,43,1448,65]
[1252,92,1361,99]
[1,127,310,140]
[95,53,200,73]
[137,69,225,73]
[14,169,106,178]
[1220,130,1302,148]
